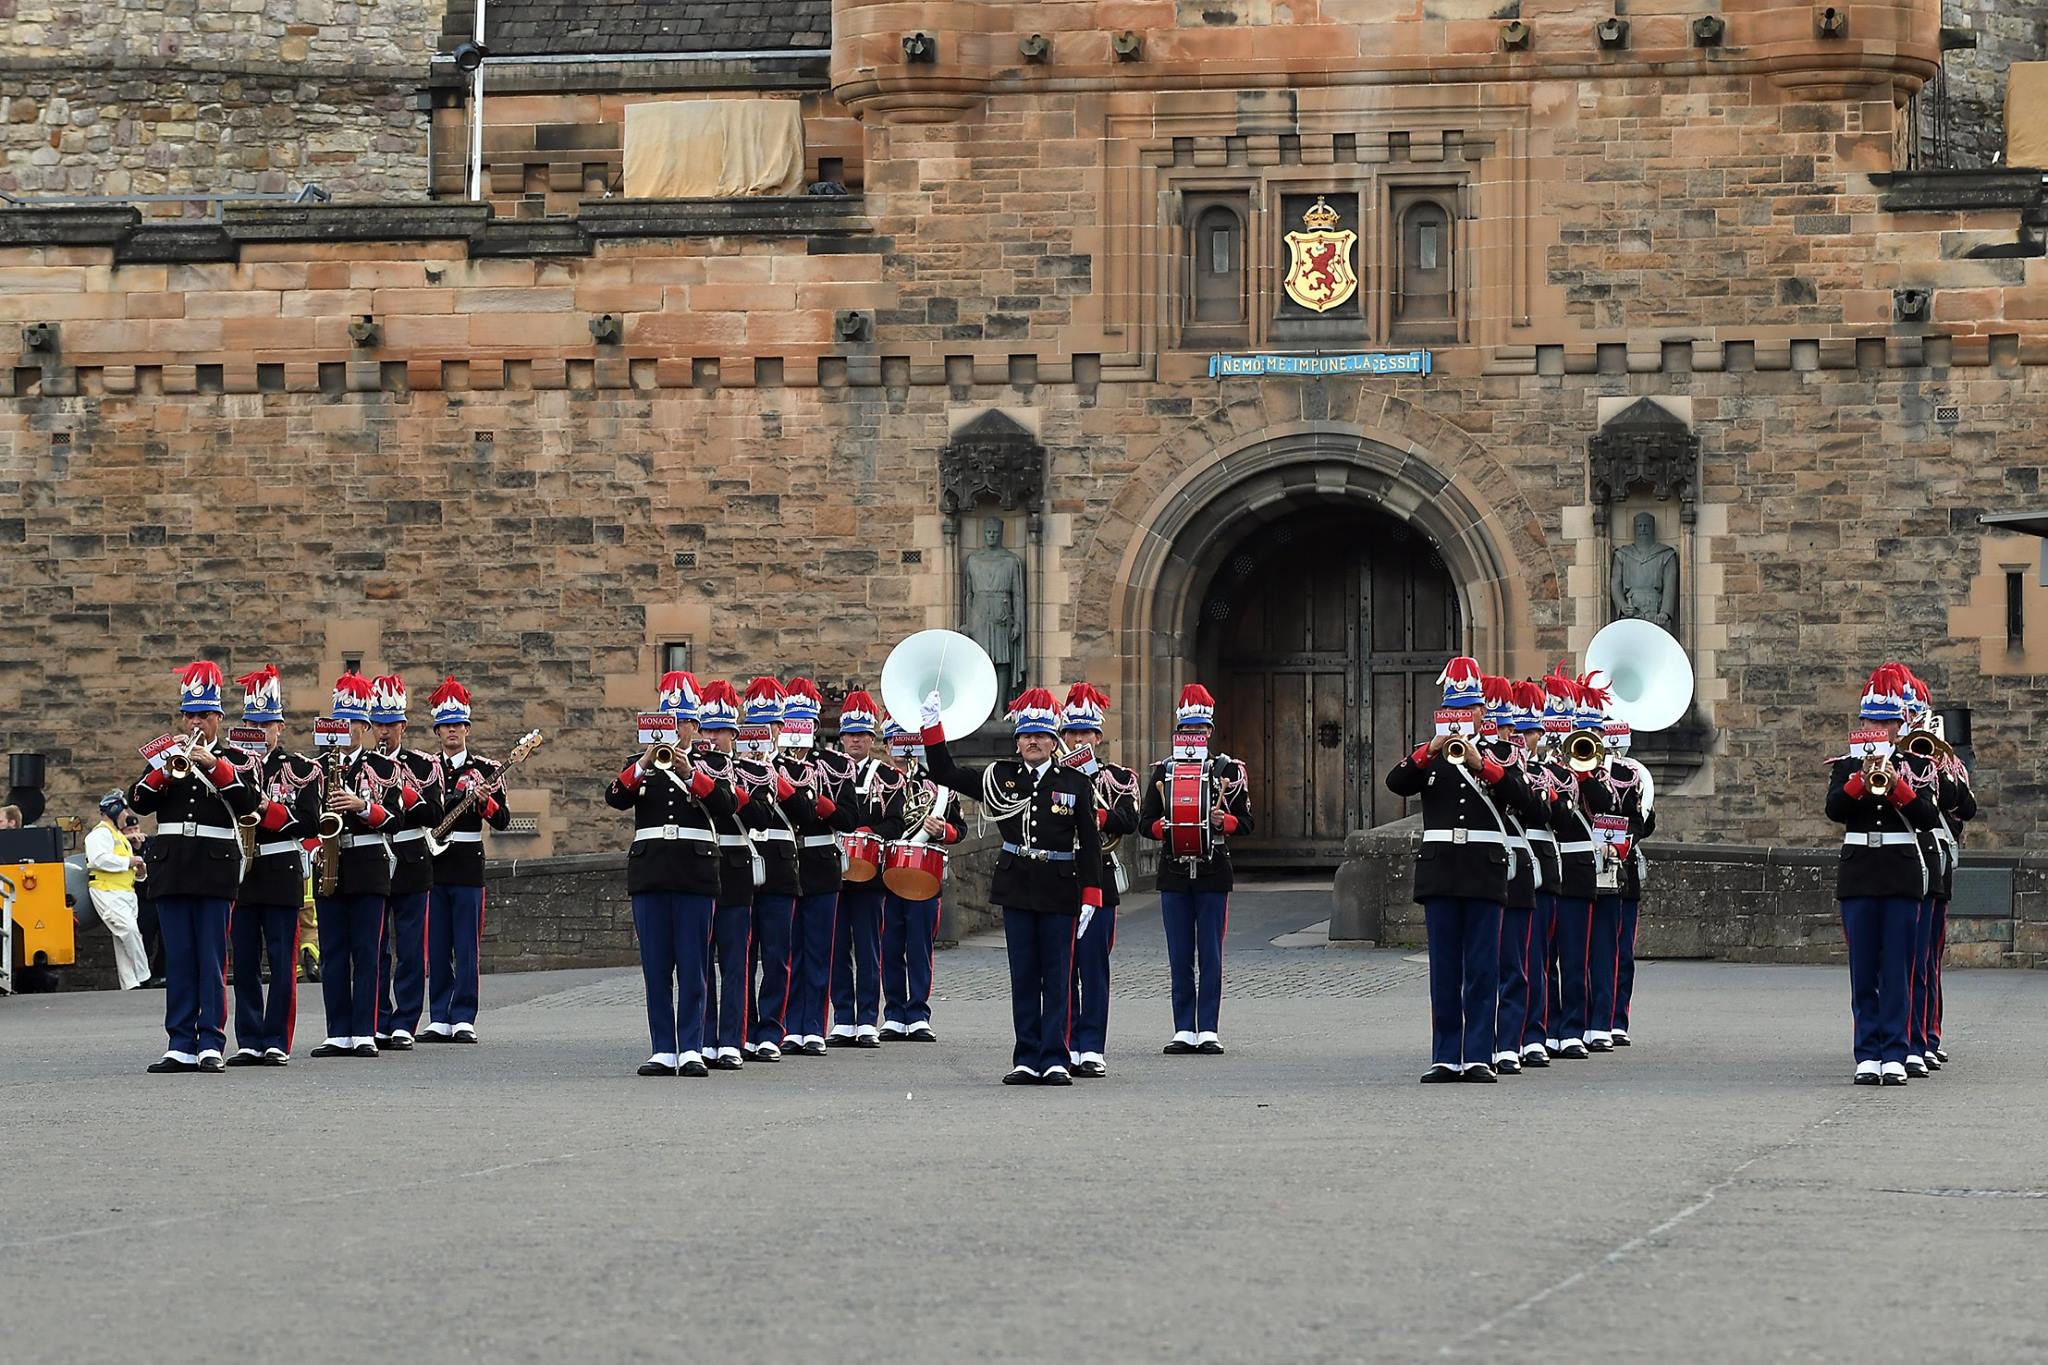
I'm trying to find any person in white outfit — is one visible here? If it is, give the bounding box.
[86,791,151,990]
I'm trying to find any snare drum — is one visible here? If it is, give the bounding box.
[882,840,947,900]
[841,830,884,883]
[1166,759,1210,859]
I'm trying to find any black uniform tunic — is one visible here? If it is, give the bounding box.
[923,732,1103,915]
[1826,757,1942,900]
[1136,754,1256,894]
[428,751,514,887]
[386,747,446,897]
[605,752,735,897]
[1383,747,1531,906]
[236,749,322,909]
[127,741,263,901]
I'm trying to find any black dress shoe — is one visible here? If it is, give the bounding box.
[1462,1066,1498,1083]
[1002,1067,1038,1085]
[384,1035,415,1052]
[679,1057,710,1077]
[1933,1048,1950,1064]
[1882,1073,1908,1087]
[825,1034,856,1049]
[802,1040,827,1057]
[144,977,168,990]
[1420,1066,1459,1083]
[1196,1040,1225,1055]
[1076,1060,1107,1078]
[710,1054,743,1071]
[639,1060,675,1076]
[1162,1040,1196,1055]
[147,1057,198,1074]
[225,1051,264,1068]
[1040,1068,1073,1086]
[1613,1033,1632,1047]
[350,1042,379,1058]
[1521,1051,1550,1068]
[1496,1058,1522,1076]
[197,1055,226,1073]
[1587,1038,1614,1053]
[906,1028,937,1042]
[415,1030,450,1043]
[853,1034,881,1049]
[1853,1072,1880,1086]
[261,1050,290,1066]
[451,1030,479,1044]
[309,1043,351,1058]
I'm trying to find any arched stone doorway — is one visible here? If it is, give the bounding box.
[1110,425,1524,867]
[1194,508,1460,862]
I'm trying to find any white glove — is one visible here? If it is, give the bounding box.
[919,689,943,729]
[1078,905,1096,939]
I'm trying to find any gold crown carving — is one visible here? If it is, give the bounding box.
[1301,197,1340,230]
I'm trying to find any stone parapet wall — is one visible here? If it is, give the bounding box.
[1924,0,2048,168]
[1333,821,2048,967]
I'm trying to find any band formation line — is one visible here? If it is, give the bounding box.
[116,636,1972,1088]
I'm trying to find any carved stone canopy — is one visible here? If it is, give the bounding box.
[1588,397,1700,529]
[939,410,1046,519]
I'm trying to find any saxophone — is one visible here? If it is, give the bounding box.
[317,747,346,896]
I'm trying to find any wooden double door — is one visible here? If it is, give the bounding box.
[1200,515,1460,865]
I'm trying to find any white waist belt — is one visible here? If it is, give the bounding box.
[635,825,716,845]
[254,839,301,858]
[803,834,841,849]
[718,834,753,849]
[1843,832,1921,848]
[753,829,796,845]
[1556,841,1597,855]
[1421,828,1508,847]
[162,822,239,841]
[391,828,426,844]
[438,831,483,845]
[341,833,389,850]
[1525,829,1557,844]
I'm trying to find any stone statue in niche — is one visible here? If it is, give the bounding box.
[961,516,1028,698]
[1610,511,1680,631]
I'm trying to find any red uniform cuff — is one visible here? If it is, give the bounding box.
[366,802,389,827]
[259,799,291,832]
[775,773,796,801]
[688,769,717,799]
[1480,756,1505,785]
[400,783,420,811]
[1149,818,1165,840]
[1081,886,1103,909]
[209,757,238,787]
[142,766,167,791]
[1221,813,1239,835]
[481,797,499,820]
[1889,775,1917,807]
[814,796,836,819]
[1410,743,1432,767]
[1843,771,1868,801]
[942,822,959,844]
[618,762,642,791]
[920,724,945,748]
[1097,808,1109,829]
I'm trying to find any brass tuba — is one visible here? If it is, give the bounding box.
[316,747,346,895]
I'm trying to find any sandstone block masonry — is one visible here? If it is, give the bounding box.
[1,0,434,210]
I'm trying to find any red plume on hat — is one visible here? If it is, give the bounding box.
[1513,679,1547,713]
[1009,687,1059,714]
[333,672,373,701]
[1436,656,1484,709]
[235,664,278,693]
[1482,674,1515,708]
[1064,682,1111,711]
[699,678,740,707]
[655,671,694,697]
[1174,683,1217,727]
[784,677,823,706]
[429,676,472,709]
[1575,671,1613,711]
[744,676,784,704]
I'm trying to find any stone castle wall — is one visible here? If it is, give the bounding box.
[0,0,435,208]
[1927,0,2048,167]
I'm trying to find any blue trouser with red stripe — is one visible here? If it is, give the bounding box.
[427,883,485,1028]
[1422,897,1499,1068]
[831,885,885,1032]
[1496,905,1532,1063]
[377,889,430,1036]
[748,893,796,1046]
[231,902,299,1055]
[1615,896,1640,1034]
[1906,896,1935,1056]
[1526,893,1558,1051]
[1160,889,1228,1035]
[1004,907,1076,1072]
[703,900,751,1054]
[1923,898,1948,1051]
[1068,903,1116,1056]
[315,892,385,1043]
[1590,895,1624,1037]
[1840,896,1915,1065]
[881,891,941,1028]
[1552,896,1594,1042]
[156,894,232,1058]
[786,891,838,1040]
[631,891,711,1058]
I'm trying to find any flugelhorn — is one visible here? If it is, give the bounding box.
[1442,736,1472,765]
[648,742,678,770]
[1565,730,1606,773]
[1863,753,1895,797]
[164,733,216,780]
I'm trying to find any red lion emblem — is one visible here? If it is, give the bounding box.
[1303,240,1342,295]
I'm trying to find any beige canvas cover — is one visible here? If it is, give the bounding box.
[2006,62,2048,169]
[623,99,805,198]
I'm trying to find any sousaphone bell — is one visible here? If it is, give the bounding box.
[881,629,999,740]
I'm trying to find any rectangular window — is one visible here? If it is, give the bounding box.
[1418,224,1439,271]
[1209,226,1232,275]
[2007,571,2025,649]
[663,640,693,673]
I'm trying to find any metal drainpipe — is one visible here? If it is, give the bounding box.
[468,0,487,203]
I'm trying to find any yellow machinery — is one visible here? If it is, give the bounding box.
[1,826,75,994]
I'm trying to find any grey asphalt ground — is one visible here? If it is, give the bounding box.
[4,882,2046,1364]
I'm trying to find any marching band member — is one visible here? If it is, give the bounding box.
[819,677,901,1048]
[1827,664,1942,1087]
[1600,713,1654,1048]
[127,662,262,1073]
[606,679,734,1076]
[1481,676,1546,1077]
[227,666,321,1066]
[1897,671,1974,1074]
[923,686,1104,1086]
[1384,657,1529,1083]
[310,673,414,1059]
[770,695,864,1055]
[422,677,511,1044]
[734,679,816,1058]
[1059,684,1141,1077]
[878,717,963,1042]
[700,674,762,1071]
[1512,679,1563,1071]
[1137,684,1253,1056]
[1579,673,1635,1056]
[1545,668,1612,1061]
[371,675,444,1051]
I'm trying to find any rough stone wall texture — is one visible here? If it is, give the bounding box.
[0,0,435,211]
[1924,0,2048,167]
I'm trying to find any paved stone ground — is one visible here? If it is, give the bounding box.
[4,883,2046,1364]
